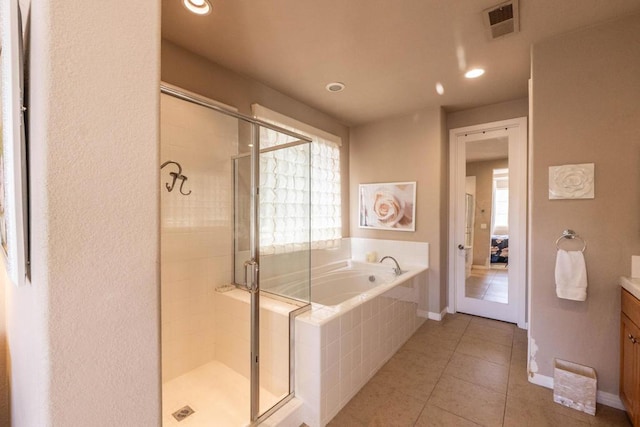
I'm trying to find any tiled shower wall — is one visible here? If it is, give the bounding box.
[160,93,238,382]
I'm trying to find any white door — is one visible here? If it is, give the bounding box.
[449,118,527,327]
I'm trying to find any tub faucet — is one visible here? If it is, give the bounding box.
[379,256,403,276]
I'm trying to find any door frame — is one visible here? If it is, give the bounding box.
[448,117,528,329]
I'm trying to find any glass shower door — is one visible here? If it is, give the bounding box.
[233,121,311,422]
[160,88,254,427]
[161,84,312,426]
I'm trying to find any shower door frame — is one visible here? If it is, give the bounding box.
[160,84,312,424]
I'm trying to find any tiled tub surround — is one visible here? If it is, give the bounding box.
[295,266,429,427]
[250,238,430,426]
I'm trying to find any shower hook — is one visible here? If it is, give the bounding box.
[161,160,191,195]
[166,171,179,192]
[178,176,192,196]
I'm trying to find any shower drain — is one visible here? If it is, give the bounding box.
[172,405,195,422]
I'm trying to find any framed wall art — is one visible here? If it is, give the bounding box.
[549,163,594,200]
[359,181,416,231]
[1,0,30,286]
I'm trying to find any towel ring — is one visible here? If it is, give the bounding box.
[555,229,586,252]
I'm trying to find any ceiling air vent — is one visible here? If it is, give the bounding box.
[483,0,519,39]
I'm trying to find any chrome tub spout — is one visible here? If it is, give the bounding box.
[379,256,403,276]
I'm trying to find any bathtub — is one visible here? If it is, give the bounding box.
[265,260,407,307]
[310,262,397,306]
[292,261,429,427]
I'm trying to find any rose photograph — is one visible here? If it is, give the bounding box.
[359,181,416,231]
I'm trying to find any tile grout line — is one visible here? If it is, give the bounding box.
[329,316,629,427]
[437,317,513,426]
[411,316,473,426]
[500,330,517,426]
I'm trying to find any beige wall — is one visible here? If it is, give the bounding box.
[161,40,351,237]
[530,13,640,396]
[5,1,161,425]
[466,159,508,266]
[350,108,448,312]
[447,97,529,130]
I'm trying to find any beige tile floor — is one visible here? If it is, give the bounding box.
[465,267,508,304]
[328,314,631,427]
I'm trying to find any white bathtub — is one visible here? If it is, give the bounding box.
[293,261,429,427]
[310,262,397,306]
[263,261,397,305]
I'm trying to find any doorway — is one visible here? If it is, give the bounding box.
[448,118,527,328]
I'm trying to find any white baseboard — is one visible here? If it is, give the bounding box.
[517,321,529,330]
[425,308,448,321]
[529,373,625,411]
[597,391,626,411]
[529,373,554,389]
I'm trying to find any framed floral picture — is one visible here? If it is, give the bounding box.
[359,181,416,231]
[549,163,595,200]
[0,0,30,286]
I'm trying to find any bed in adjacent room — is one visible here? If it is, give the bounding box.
[491,236,509,264]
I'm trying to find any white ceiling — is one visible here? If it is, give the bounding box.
[162,0,640,125]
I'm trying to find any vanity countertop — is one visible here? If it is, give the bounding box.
[621,276,640,301]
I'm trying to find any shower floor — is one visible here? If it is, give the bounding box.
[162,360,280,427]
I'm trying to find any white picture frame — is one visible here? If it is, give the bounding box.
[359,181,416,231]
[0,0,30,286]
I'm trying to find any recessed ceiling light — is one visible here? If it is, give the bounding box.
[435,82,445,95]
[325,82,345,93]
[465,68,485,79]
[183,0,212,15]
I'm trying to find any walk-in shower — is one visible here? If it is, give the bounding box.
[159,84,312,426]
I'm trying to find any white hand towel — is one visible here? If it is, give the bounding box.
[555,249,588,301]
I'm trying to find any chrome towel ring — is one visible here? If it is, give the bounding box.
[555,229,586,252]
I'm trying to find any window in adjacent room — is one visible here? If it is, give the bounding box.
[491,168,509,236]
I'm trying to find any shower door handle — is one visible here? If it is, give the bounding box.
[244,259,259,293]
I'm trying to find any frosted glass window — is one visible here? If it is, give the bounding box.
[253,106,342,254]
